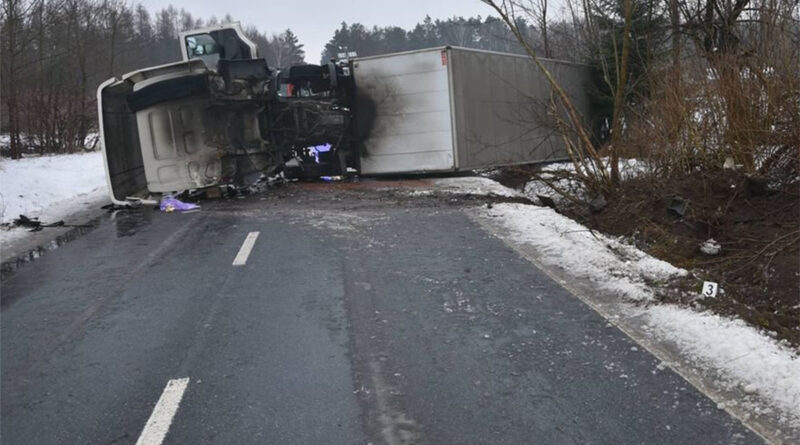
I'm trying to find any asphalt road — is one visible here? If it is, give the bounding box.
[0,185,762,444]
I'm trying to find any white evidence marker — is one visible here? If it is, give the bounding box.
[701,281,719,298]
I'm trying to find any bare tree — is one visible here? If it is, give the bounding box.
[607,0,633,184]
[2,0,41,158]
[520,0,552,57]
[2,1,287,157]
[483,0,616,193]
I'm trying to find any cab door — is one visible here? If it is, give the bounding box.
[179,23,258,69]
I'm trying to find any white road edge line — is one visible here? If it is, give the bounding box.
[135,377,190,445]
[232,231,260,266]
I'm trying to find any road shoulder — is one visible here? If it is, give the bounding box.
[1,190,108,275]
[471,203,799,444]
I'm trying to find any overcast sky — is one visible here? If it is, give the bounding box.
[137,0,495,63]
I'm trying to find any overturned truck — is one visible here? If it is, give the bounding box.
[98,24,593,204]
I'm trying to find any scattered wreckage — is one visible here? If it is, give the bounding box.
[97,23,593,205]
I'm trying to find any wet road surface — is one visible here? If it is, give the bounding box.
[0,187,762,444]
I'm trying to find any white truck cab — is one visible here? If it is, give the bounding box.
[97,23,356,205]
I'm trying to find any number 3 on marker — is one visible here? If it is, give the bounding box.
[701,281,718,298]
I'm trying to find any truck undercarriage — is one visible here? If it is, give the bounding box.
[98,24,358,204]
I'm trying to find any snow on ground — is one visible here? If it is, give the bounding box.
[408,177,524,198]
[0,152,107,242]
[469,197,800,432]
[522,158,647,204]
[479,202,686,302]
[522,160,587,203]
[646,305,800,427]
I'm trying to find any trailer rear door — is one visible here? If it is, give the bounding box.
[353,48,456,175]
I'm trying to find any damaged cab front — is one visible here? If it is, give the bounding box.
[97,23,356,204]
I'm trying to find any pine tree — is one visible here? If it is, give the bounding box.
[280,29,305,65]
[270,28,305,67]
[585,0,666,142]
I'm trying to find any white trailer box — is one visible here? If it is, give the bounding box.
[353,47,593,175]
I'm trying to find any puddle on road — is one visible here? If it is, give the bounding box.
[111,208,154,238]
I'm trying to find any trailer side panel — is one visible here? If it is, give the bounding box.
[449,48,593,170]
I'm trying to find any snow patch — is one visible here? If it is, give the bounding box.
[477,203,686,302]
[522,158,648,204]
[429,177,522,198]
[646,304,800,427]
[0,152,107,225]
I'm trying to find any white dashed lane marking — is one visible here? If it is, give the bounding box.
[232,232,260,266]
[135,377,190,445]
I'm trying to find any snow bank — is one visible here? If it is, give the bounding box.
[0,152,107,224]
[432,177,522,198]
[478,202,686,301]
[646,305,800,427]
[408,176,523,198]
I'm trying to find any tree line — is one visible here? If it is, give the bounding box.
[0,0,305,158]
[320,15,583,62]
[482,0,798,191]
[2,0,797,186]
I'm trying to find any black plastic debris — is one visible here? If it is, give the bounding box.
[13,215,64,232]
[745,175,772,197]
[13,215,40,228]
[537,195,558,210]
[12,214,90,232]
[667,197,688,217]
[101,203,137,212]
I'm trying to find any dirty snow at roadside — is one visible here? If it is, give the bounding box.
[647,305,800,428]
[409,177,524,198]
[478,202,686,301]
[0,152,107,226]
